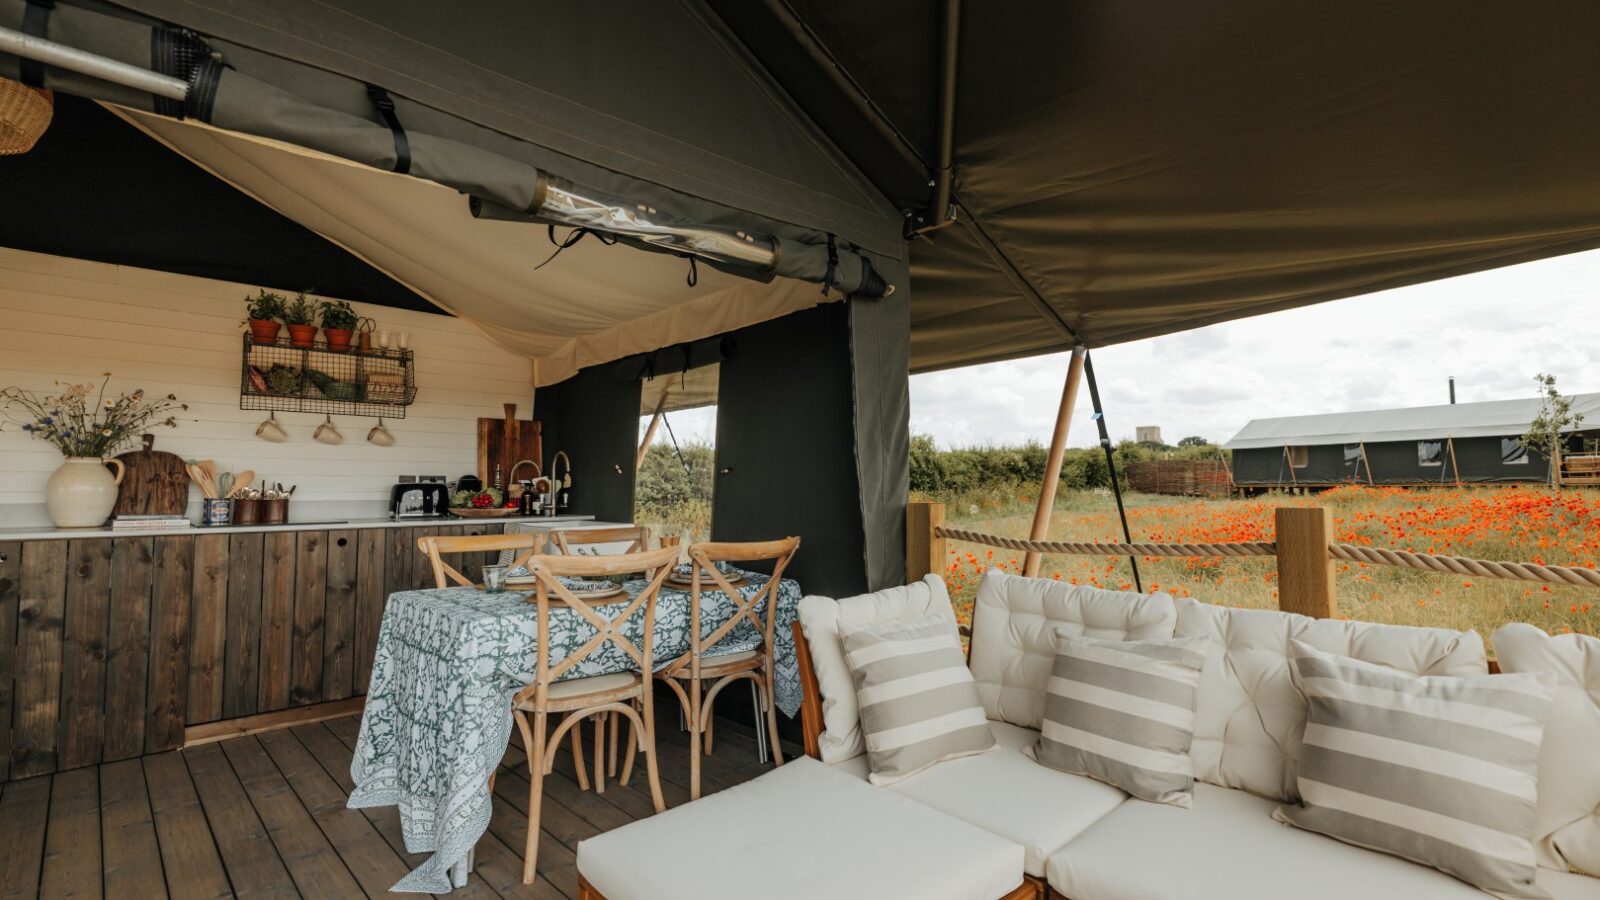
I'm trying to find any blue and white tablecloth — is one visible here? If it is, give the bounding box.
[347,569,803,892]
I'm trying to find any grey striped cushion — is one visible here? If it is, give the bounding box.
[1275,640,1553,898]
[1026,632,1207,806]
[841,613,997,785]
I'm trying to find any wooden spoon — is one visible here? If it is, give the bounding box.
[230,470,256,498]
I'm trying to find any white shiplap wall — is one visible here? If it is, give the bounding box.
[0,248,533,526]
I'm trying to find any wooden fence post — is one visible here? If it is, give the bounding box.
[1274,507,1337,619]
[906,501,946,584]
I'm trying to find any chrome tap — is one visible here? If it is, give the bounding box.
[548,450,572,512]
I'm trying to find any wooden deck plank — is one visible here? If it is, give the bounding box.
[141,752,233,900]
[0,775,51,899]
[40,765,102,899]
[256,727,415,897]
[218,736,362,898]
[182,743,299,899]
[98,758,168,898]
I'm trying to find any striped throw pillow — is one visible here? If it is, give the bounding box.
[1274,640,1553,898]
[1026,632,1208,806]
[841,613,997,785]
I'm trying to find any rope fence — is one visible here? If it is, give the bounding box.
[934,525,1600,589]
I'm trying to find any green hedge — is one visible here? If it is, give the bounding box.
[909,434,1227,495]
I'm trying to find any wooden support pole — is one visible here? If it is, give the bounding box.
[1024,347,1086,577]
[1360,441,1373,484]
[636,391,670,469]
[906,501,947,584]
[1447,436,1461,486]
[1274,507,1337,619]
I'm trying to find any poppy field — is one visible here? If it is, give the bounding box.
[939,484,1599,644]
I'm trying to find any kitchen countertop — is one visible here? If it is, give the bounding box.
[0,513,600,542]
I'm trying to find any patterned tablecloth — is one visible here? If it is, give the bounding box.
[347,569,803,892]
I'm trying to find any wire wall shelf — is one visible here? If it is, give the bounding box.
[240,335,416,418]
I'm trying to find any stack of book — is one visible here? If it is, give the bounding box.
[110,514,193,532]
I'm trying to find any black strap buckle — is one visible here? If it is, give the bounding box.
[365,84,412,175]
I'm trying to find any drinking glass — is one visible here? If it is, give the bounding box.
[482,565,508,593]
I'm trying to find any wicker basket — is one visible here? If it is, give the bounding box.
[0,78,53,156]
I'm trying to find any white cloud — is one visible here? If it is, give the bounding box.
[911,248,1600,448]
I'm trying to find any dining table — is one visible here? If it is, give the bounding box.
[346,566,804,893]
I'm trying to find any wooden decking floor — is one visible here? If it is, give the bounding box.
[0,707,797,899]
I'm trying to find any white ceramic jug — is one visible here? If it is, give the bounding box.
[45,457,125,528]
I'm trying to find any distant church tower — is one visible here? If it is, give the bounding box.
[1136,426,1164,445]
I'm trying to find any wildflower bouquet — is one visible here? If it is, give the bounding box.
[1,374,186,458]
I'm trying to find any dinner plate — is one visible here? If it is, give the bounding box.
[666,573,747,589]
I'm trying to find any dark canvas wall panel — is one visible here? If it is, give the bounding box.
[713,303,868,598]
[535,367,641,525]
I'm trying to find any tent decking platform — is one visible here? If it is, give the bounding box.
[0,709,794,899]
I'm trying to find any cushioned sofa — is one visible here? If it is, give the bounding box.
[790,571,1600,900]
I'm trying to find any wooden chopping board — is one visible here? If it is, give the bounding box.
[111,434,189,516]
[478,403,542,488]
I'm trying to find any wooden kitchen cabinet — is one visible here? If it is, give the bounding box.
[0,523,503,783]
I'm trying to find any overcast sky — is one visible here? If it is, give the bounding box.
[648,248,1600,449]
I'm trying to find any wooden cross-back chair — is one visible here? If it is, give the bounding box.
[511,544,679,884]
[416,533,544,589]
[548,525,651,556]
[657,536,800,800]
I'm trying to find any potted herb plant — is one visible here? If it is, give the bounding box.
[245,289,286,343]
[321,299,358,352]
[1,374,187,527]
[283,291,320,348]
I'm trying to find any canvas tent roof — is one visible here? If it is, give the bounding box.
[7,0,1600,377]
[1225,394,1600,451]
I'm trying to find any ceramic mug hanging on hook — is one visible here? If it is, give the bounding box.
[366,417,394,446]
[313,414,343,445]
[255,411,287,443]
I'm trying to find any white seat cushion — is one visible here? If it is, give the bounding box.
[797,576,959,763]
[889,720,1128,877]
[1539,869,1600,900]
[546,671,638,700]
[825,752,871,781]
[1175,597,1487,801]
[1494,623,1600,877]
[969,571,1177,729]
[577,757,1025,900]
[1047,782,1501,899]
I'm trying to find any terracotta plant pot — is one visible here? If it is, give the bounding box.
[324,327,354,352]
[286,323,318,349]
[248,319,282,343]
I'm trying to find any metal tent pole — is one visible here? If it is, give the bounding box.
[1024,347,1086,577]
[0,26,188,100]
[1084,352,1143,592]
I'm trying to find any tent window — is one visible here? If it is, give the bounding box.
[1287,446,1309,468]
[1343,444,1363,464]
[1502,438,1529,465]
[1418,441,1445,467]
